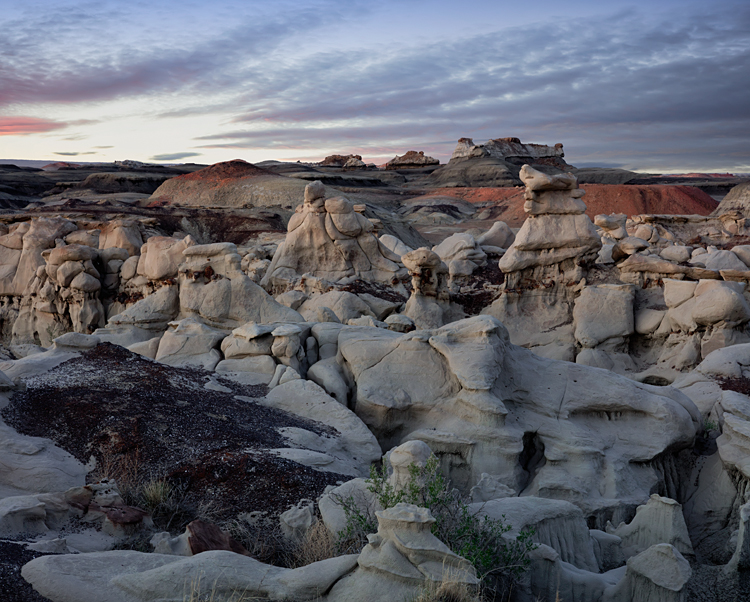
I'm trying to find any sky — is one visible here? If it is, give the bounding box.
[0,0,749,173]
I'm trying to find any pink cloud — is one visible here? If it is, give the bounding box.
[0,117,67,136]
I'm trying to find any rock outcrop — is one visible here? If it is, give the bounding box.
[385,151,439,170]
[484,166,601,359]
[450,137,566,167]
[712,182,750,216]
[336,315,699,517]
[149,159,314,208]
[262,181,408,290]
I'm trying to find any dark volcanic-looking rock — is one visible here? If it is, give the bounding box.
[1,343,347,521]
[186,520,252,556]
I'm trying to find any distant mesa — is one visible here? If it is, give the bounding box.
[41,161,82,171]
[427,137,572,188]
[385,150,440,170]
[451,136,567,170]
[580,183,717,219]
[148,159,314,209]
[175,158,277,181]
[414,183,718,228]
[318,154,366,170]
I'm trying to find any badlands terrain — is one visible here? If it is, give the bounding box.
[1,138,750,601]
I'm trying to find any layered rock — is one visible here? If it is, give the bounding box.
[450,136,565,166]
[712,182,750,216]
[498,166,601,273]
[432,233,487,279]
[262,181,408,290]
[400,248,455,329]
[384,150,439,170]
[485,166,601,359]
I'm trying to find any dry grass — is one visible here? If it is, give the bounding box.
[182,574,263,602]
[222,516,286,565]
[410,579,483,602]
[91,447,142,499]
[287,520,337,568]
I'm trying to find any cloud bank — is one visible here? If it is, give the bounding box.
[0,117,68,136]
[1,1,748,171]
[150,152,202,161]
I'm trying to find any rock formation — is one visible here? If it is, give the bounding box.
[385,150,439,170]
[712,181,750,216]
[484,165,601,360]
[401,248,452,329]
[2,151,750,601]
[149,159,314,208]
[262,181,408,290]
[450,137,566,168]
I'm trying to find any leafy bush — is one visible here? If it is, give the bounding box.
[334,456,536,592]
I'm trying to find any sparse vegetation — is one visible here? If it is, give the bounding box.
[182,574,262,602]
[409,578,483,602]
[223,515,286,565]
[287,519,337,568]
[333,456,536,598]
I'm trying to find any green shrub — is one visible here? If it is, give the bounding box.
[334,456,536,591]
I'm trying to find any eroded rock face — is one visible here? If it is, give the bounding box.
[450,137,565,164]
[384,150,439,170]
[262,182,408,290]
[484,166,601,359]
[401,248,453,329]
[20,504,475,602]
[148,159,311,208]
[499,165,601,273]
[336,315,699,518]
[328,504,477,601]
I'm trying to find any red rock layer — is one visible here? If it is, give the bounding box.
[174,159,277,182]
[421,184,718,227]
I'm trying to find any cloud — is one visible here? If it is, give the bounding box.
[0,116,68,135]
[150,152,203,161]
[0,3,337,107]
[53,151,95,156]
[194,5,750,170]
[2,1,749,170]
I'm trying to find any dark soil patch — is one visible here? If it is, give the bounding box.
[405,204,467,219]
[340,279,407,304]
[451,262,505,315]
[717,236,750,250]
[2,343,347,523]
[452,289,499,315]
[716,376,750,396]
[0,541,51,602]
